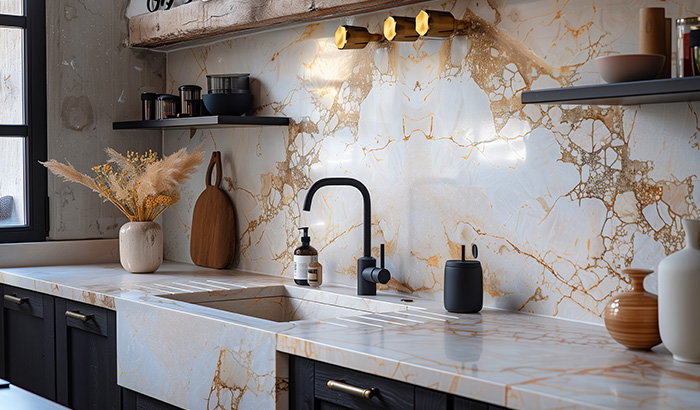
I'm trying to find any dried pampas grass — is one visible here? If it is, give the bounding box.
[40,160,101,194]
[136,147,205,199]
[41,145,204,221]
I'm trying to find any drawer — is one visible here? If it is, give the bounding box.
[2,285,45,319]
[290,355,500,410]
[314,361,413,410]
[60,299,109,337]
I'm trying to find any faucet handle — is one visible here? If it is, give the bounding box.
[380,244,385,269]
[361,244,391,285]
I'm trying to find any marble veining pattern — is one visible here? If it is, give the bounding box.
[161,0,700,325]
[278,309,700,409]
[1,262,699,410]
[117,298,281,410]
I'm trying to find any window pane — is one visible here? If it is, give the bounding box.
[0,137,26,227]
[0,27,24,125]
[0,0,23,16]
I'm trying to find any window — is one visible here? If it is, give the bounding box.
[0,0,47,243]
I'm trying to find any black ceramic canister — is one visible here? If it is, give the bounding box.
[156,94,179,120]
[444,244,483,313]
[141,92,157,120]
[690,29,700,76]
[178,85,202,117]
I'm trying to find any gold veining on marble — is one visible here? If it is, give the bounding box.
[80,290,116,309]
[163,0,700,324]
[207,349,248,410]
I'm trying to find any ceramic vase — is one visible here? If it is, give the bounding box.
[119,221,163,273]
[659,218,700,363]
[603,268,661,350]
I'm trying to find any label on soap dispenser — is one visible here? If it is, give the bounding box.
[294,255,316,282]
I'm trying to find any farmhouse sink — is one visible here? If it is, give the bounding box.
[158,285,410,323]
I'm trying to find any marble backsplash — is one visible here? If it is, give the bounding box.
[155,0,700,324]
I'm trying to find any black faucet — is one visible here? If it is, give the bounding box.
[302,177,390,296]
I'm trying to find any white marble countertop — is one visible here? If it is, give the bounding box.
[1,260,698,410]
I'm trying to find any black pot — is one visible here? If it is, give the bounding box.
[202,93,252,116]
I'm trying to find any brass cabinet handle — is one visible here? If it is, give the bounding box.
[3,294,29,305]
[327,380,376,399]
[65,310,93,322]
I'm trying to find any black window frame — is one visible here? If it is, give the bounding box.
[0,0,47,243]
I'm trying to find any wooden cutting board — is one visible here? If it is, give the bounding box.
[190,151,236,268]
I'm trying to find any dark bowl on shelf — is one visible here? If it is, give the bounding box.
[202,93,253,116]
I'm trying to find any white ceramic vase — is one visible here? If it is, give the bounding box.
[119,221,163,273]
[658,218,700,363]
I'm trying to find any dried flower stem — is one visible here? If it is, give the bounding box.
[42,145,204,222]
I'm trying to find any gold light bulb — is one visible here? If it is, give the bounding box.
[335,26,348,49]
[415,10,468,38]
[383,16,420,42]
[335,25,383,50]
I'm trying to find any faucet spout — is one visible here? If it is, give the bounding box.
[302,177,371,258]
[302,177,389,295]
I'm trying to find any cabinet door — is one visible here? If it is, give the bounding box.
[454,396,508,410]
[289,356,511,410]
[290,354,315,409]
[315,361,414,410]
[55,298,120,410]
[0,284,56,400]
[290,355,452,410]
[415,386,447,410]
[122,389,184,410]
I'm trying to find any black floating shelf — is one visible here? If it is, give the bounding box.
[521,76,700,106]
[112,115,290,130]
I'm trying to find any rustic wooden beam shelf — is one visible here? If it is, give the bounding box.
[112,115,290,130]
[521,76,700,105]
[129,0,427,49]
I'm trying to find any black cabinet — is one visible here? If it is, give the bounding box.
[55,298,121,410]
[454,396,508,410]
[0,284,181,410]
[290,356,508,410]
[123,389,183,410]
[0,284,56,400]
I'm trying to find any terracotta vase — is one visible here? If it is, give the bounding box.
[659,218,700,363]
[603,268,661,350]
[119,221,163,273]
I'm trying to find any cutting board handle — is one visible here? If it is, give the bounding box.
[206,151,223,188]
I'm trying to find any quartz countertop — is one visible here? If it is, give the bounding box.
[1,261,698,410]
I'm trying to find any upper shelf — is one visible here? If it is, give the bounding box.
[129,0,426,49]
[112,115,290,130]
[521,76,700,106]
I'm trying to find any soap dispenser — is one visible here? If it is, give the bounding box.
[444,244,483,313]
[293,227,317,286]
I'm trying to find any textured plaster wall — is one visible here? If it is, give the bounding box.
[46,0,165,239]
[162,0,698,324]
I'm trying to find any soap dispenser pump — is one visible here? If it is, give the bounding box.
[293,227,317,286]
[444,244,483,313]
